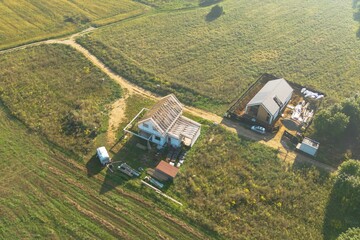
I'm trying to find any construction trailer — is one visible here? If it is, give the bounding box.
[296,137,319,157]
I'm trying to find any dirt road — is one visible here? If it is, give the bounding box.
[0,28,337,172]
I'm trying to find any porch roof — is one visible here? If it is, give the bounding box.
[168,116,201,140]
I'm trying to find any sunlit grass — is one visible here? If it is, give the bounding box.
[0,0,148,49]
[79,0,360,114]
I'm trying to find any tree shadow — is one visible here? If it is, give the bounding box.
[353,0,360,9]
[205,5,224,22]
[85,154,103,177]
[353,11,360,22]
[322,186,360,239]
[322,161,360,239]
[199,0,222,7]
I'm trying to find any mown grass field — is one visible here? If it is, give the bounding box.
[0,103,209,239]
[0,0,148,50]
[78,0,360,114]
[0,44,120,156]
[166,125,334,239]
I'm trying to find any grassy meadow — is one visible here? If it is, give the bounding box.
[167,125,334,239]
[78,0,360,114]
[0,103,209,239]
[0,0,148,50]
[93,94,335,239]
[0,44,120,155]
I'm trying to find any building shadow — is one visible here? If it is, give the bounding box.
[99,136,161,195]
[84,152,128,194]
[99,167,130,195]
[111,136,160,169]
[221,117,274,142]
[85,154,103,177]
[281,119,299,131]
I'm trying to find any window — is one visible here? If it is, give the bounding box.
[152,127,157,132]
[143,123,149,128]
[154,136,161,141]
[273,96,283,108]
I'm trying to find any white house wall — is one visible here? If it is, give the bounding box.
[139,120,167,146]
[191,127,201,147]
[168,137,181,148]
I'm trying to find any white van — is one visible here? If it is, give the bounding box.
[96,146,110,165]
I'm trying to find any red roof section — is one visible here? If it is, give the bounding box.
[156,160,179,178]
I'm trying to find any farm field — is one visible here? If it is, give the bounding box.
[0,104,208,239]
[0,44,120,155]
[78,0,360,114]
[0,0,148,50]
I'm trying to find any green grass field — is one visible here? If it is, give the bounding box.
[0,0,148,50]
[0,44,120,155]
[104,95,335,239]
[167,125,333,239]
[0,103,209,239]
[78,0,360,114]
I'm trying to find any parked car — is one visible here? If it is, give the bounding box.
[251,125,266,134]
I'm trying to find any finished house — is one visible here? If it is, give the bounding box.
[125,94,201,149]
[245,79,293,125]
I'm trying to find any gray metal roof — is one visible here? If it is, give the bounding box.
[138,94,183,135]
[247,79,293,115]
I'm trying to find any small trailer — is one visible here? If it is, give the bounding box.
[144,176,164,189]
[296,137,319,157]
[96,147,111,166]
[117,163,140,177]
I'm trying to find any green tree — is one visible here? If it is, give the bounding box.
[341,97,360,134]
[314,110,349,140]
